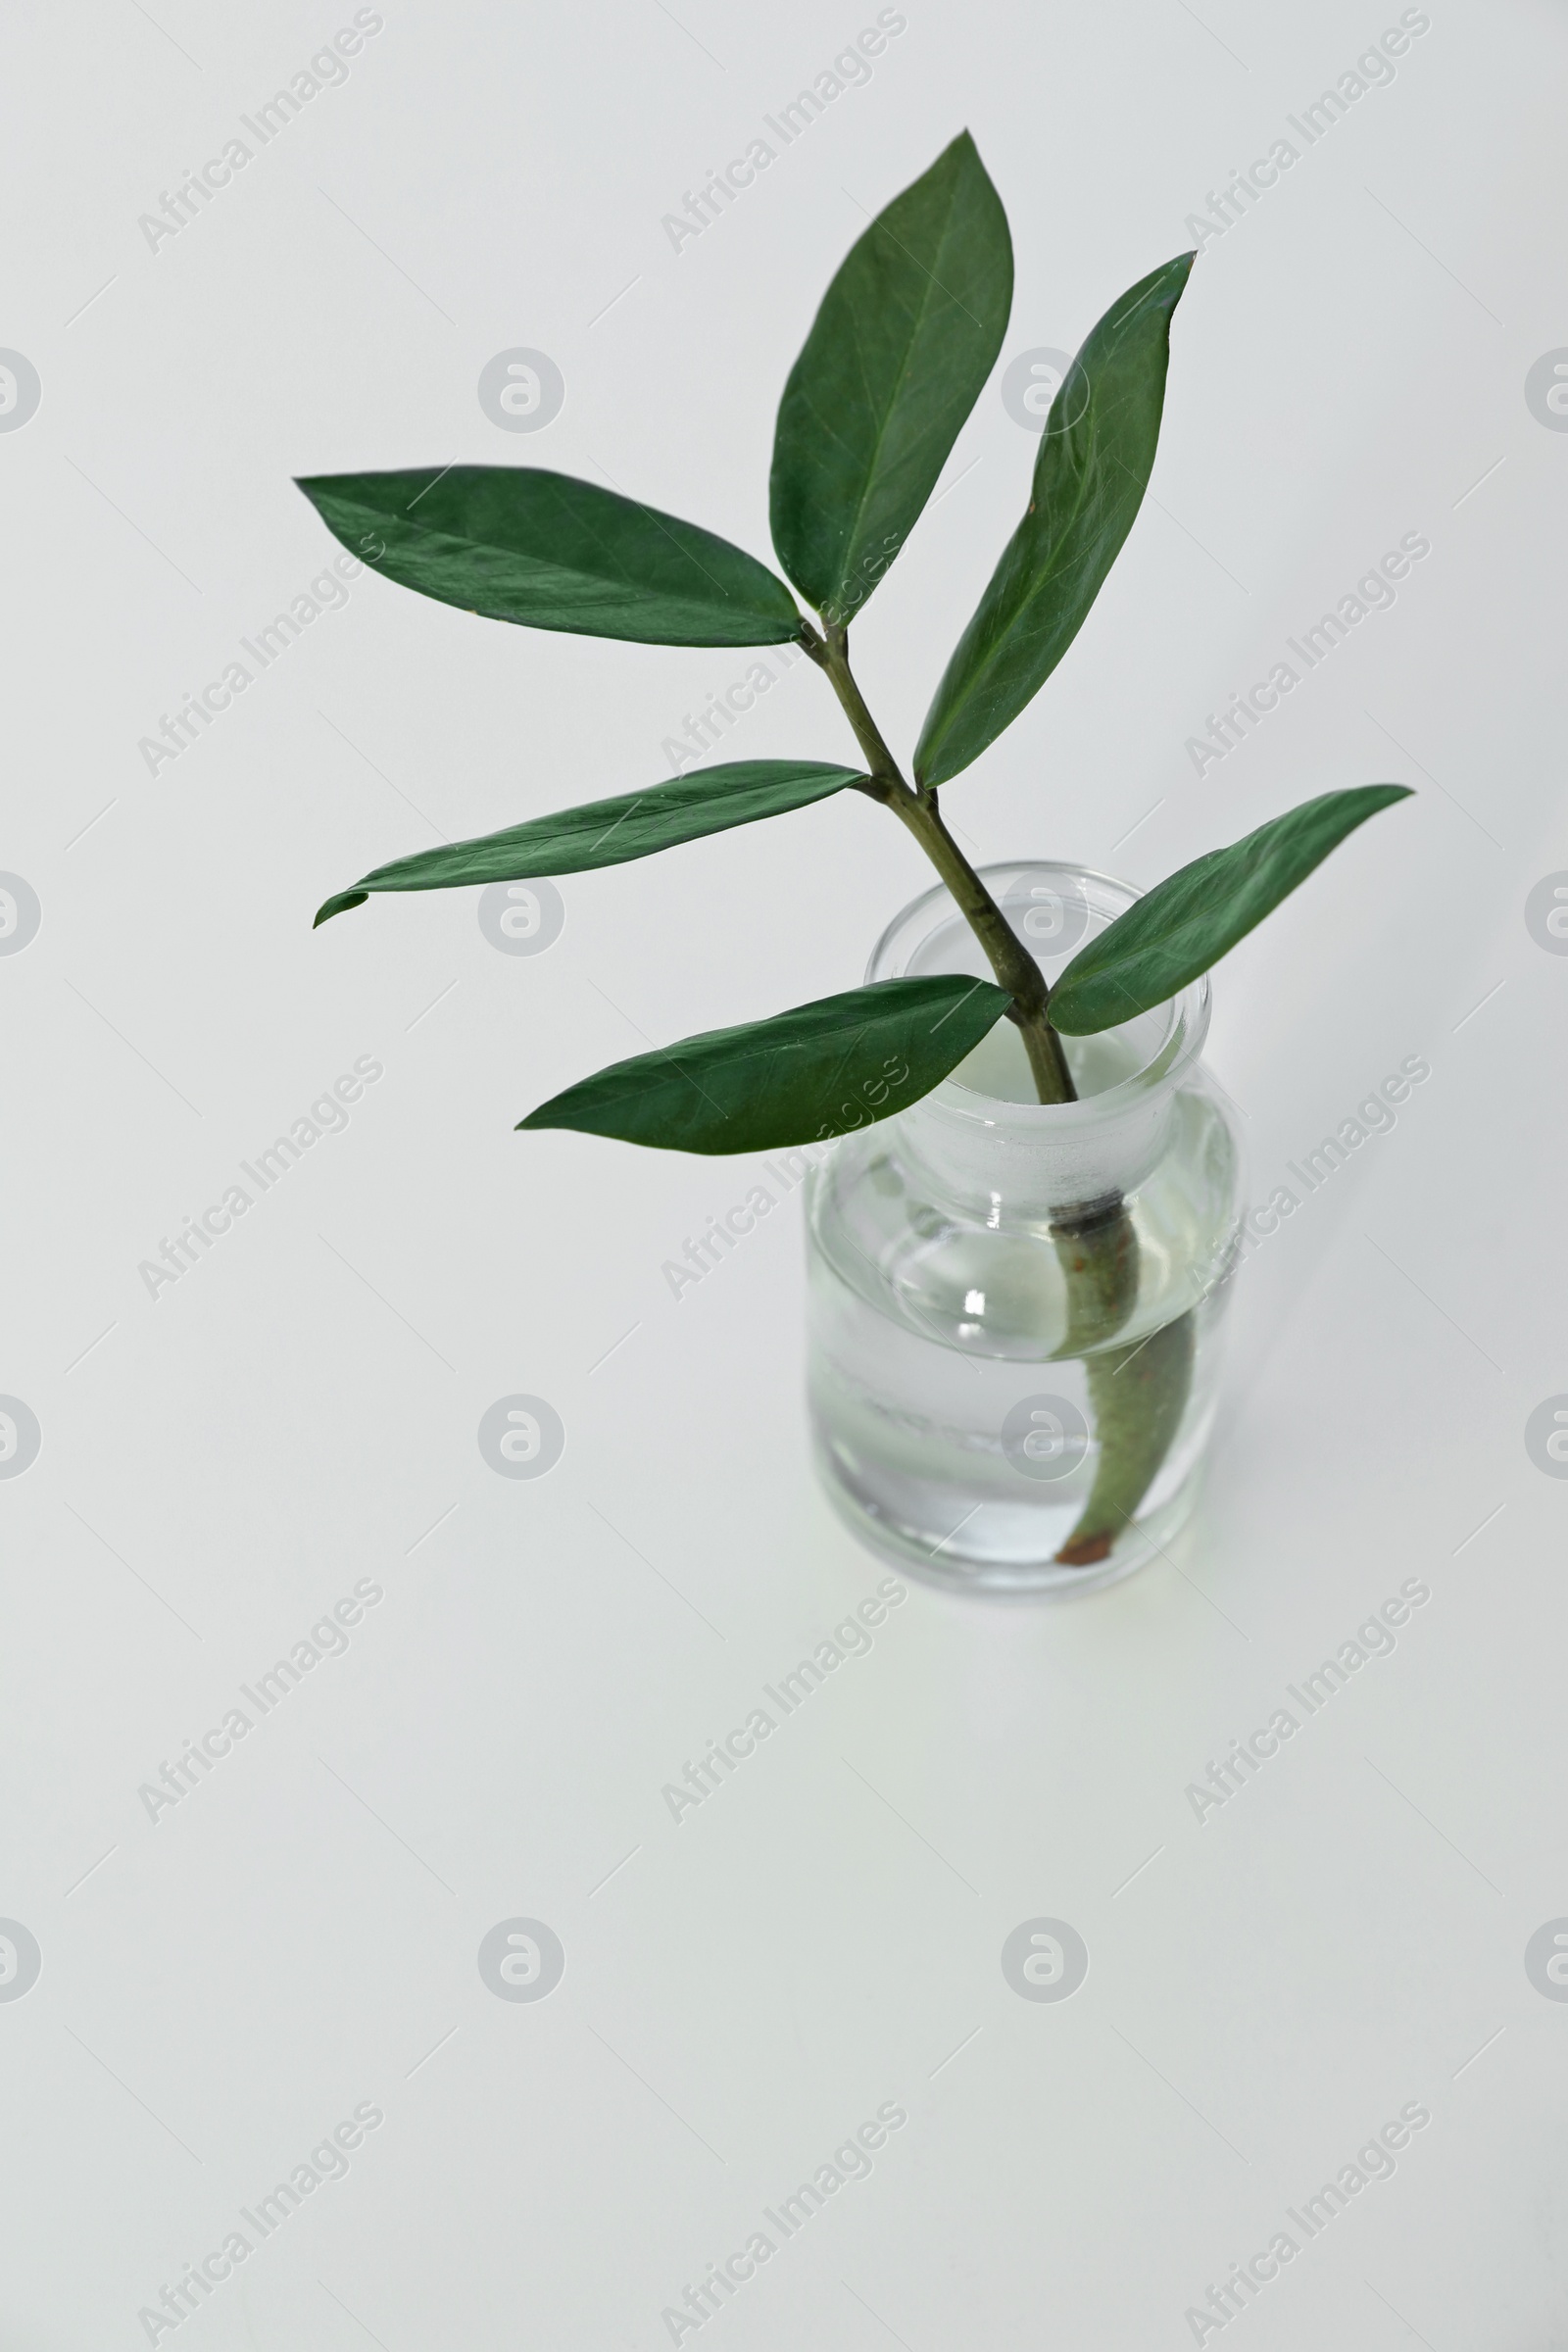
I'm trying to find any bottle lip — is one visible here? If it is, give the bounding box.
[866,858,1212,1133]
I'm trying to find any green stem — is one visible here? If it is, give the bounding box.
[1055,1311,1195,1566]
[802,621,1076,1105]
[801,616,1191,1570]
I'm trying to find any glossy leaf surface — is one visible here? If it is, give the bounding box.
[769,132,1012,624]
[296,467,802,647]
[517,975,1013,1153]
[314,761,865,925]
[914,253,1194,785]
[1049,786,1413,1035]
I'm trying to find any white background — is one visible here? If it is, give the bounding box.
[4,0,1567,2344]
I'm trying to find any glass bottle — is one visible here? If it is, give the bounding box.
[805,861,1245,1595]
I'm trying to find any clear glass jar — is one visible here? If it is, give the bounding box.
[805,861,1245,1595]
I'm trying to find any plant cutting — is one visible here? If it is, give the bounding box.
[298,132,1409,1591]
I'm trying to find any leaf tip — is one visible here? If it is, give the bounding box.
[314,889,368,928]
[1352,781,1416,818]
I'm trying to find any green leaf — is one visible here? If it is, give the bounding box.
[295,467,802,648]
[517,975,1013,1154]
[914,253,1195,787]
[1049,786,1414,1036]
[314,760,866,926]
[769,131,1012,624]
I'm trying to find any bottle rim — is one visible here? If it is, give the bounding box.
[865,858,1212,1132]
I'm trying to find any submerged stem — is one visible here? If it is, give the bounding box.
[802,620,1077,1105]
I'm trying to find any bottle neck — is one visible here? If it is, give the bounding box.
[866,859,1212,1222]
[896,1069,1184,1225]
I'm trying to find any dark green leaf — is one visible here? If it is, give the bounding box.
[914,253,1195,787]
[769,131,1012,624]
[1048,786,1413,1036]
[516,975,1013,1154]
[295,467,801,648]
[315,760,866,927]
